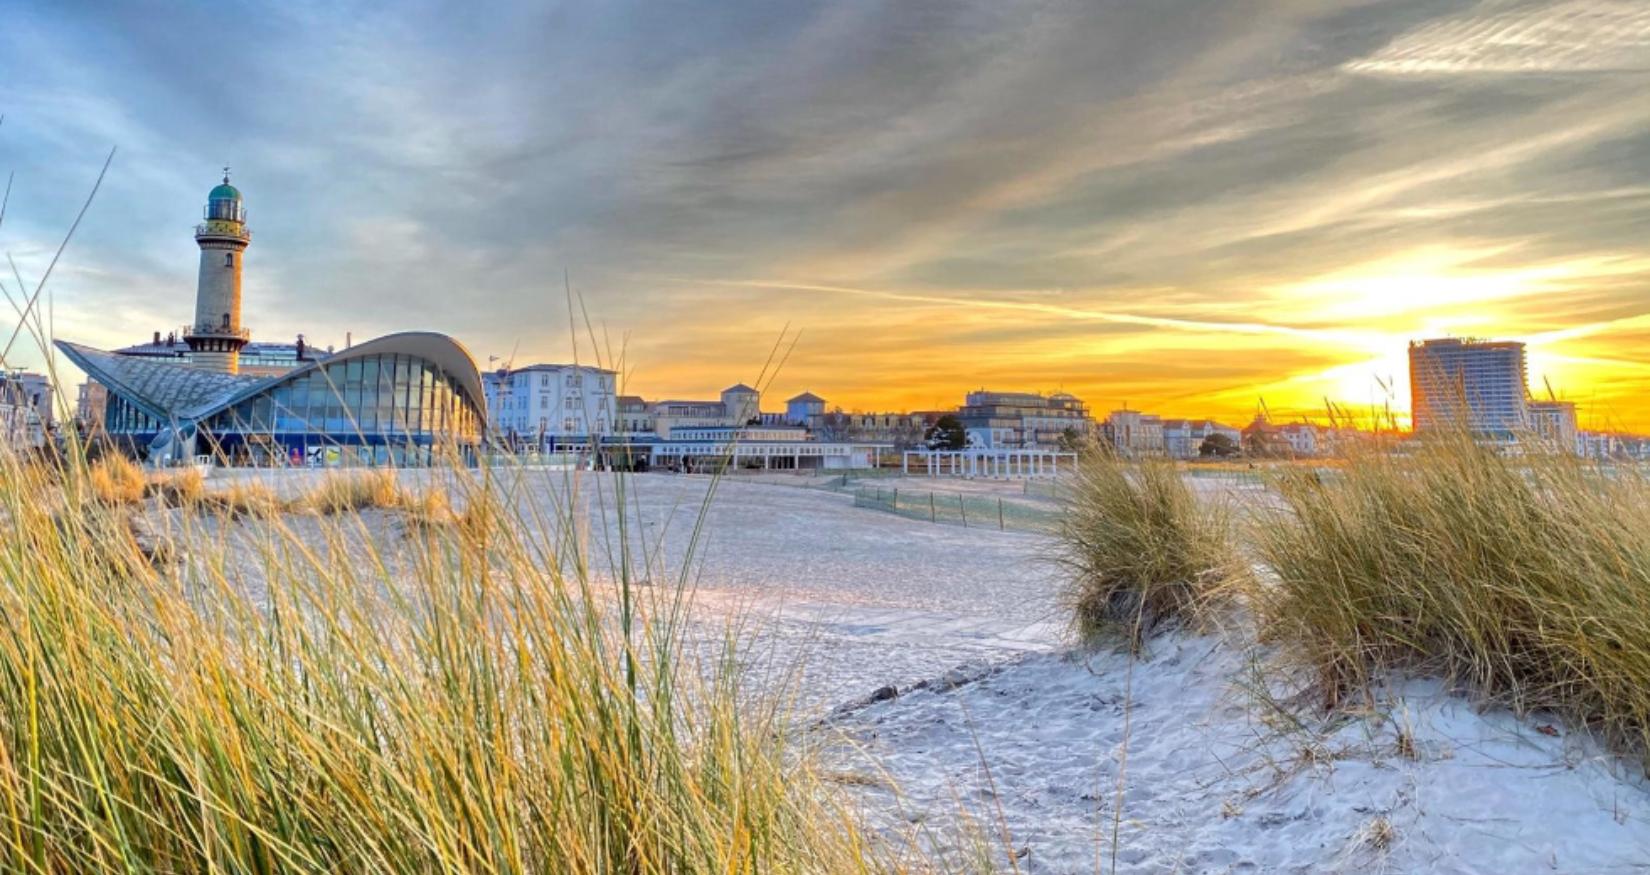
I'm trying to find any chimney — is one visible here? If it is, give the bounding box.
[153,331,161,345]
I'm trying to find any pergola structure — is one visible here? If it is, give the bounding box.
[902,448,1074,479]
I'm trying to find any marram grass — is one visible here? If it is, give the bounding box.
[1252,431,1650,756]
[1055,435,1650,761]
[1053,450,1244,646]
[0,446,897,874]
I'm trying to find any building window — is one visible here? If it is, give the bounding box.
[225,253,234,267]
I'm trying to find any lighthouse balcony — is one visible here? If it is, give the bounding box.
[195,222,252,242]
[183,324,252,342]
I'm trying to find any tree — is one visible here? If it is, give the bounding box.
[1056,426,1084,453]
[924,414,968,451]
[1199,432,1240,458]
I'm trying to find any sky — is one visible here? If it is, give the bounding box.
[2,0,1649,429]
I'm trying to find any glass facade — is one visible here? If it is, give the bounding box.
[105,352,483,466]
[106,395,163,434]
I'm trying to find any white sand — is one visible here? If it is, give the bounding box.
[822,635,1650,873]
[573,472,1650,873]
[197,468,1650,872]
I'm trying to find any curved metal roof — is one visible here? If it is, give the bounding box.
[56,331,487,424]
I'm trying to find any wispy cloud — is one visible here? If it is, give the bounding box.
[1346,1,1650,76]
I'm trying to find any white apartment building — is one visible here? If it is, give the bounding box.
[721,383,760,424]
[482,363,617,446]
[649,400,732,438]
[1160,419,1242,459]
[1104,409,1165,456]
[615,395,653,435]
[958,390,1092,449]
[649,384,763,438]
[1277,422,1319,456]
[1528,400,1580,454]
[76,381,109,430]
[0,371,52,450]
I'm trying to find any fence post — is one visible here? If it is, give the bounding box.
[958,493,967,527]
[892,487,898,511]
[998,497,1004,530]
[929,491,936,522]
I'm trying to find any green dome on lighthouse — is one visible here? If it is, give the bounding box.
[208,167,241,201]
[202,168,247,225]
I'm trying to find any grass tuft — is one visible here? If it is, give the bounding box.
[199,480,283,519]
[302,468,402,513]
[87,453,145,505]
[146,467,205,507]
[1054,450,1243,646]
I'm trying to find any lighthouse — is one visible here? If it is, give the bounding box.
[184,169,251,373]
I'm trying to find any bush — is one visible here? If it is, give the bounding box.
[1055,452,1243,646]
[1254,432,1650,753]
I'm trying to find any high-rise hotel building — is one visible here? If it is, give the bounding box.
[1408,337,1528,436]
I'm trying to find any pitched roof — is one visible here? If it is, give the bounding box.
[788,391,826,403]
[722,383,757,394]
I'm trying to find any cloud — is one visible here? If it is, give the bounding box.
[1345,1,1650,75]
[4,0,1650,426]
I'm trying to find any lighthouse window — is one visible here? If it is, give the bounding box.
[225,253,234,267]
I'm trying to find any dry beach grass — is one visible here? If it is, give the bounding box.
[1056,434,1650,762]
[1053,449,1245,647]
[1253,432,1650,756]
[0,446,902,874]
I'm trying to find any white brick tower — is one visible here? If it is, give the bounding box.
[184,169,251,373]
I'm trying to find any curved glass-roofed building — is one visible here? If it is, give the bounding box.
[58,175,487,466]
[59,331,486,466]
